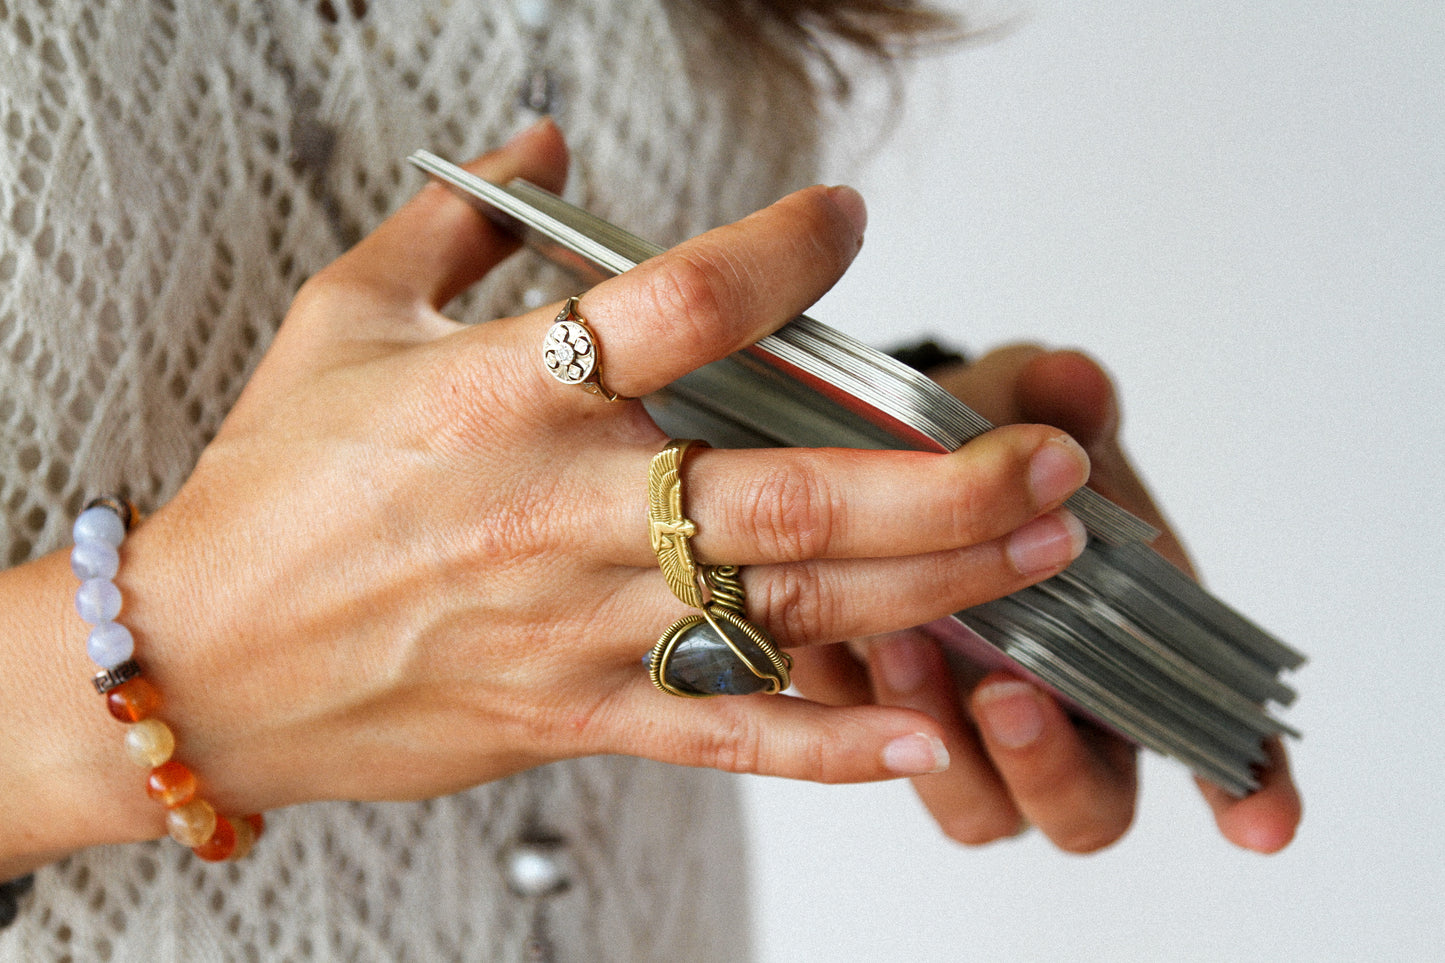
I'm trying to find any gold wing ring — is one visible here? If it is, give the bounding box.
[645,439,791,697]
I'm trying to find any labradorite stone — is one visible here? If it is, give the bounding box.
[663,616,775,696]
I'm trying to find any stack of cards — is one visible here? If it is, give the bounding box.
[410,151,1303,795]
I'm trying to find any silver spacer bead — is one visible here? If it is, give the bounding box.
[93,658,142,695]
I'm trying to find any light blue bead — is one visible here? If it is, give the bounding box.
[87,622,135,668]
[70,539,120,581]
[73,506,125,548]
[75,578,122,624]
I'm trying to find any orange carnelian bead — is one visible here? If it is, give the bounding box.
[146,760,197,808]
[192,815,238,862]
[227,816,258,860]
[166,798,217,847]
[105,676,161,723]
[242,813,265,839]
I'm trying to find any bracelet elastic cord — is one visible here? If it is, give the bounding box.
[73,496,265,861]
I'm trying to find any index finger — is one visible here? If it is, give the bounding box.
[564,183,868,400]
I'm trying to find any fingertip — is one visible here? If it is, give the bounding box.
[970,674,1139,852]
[867,630,937,697]
[1028,435,1091,507]
[1003,509,1088,577]
[882,732,951,776]
[972,678,1047,750]
[1203,740,1302,854]
[1215,793,1301,854]
[824,185,868,249]
[1018,349,1119,447]
[1237,815,1298,854]
[481,116,570,194]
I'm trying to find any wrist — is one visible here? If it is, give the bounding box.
[79,498,266,860]
[114,491,295,814]
[0,550,167,877]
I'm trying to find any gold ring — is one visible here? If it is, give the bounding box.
[645,440,792,697]
[542,296,627,401]
[647,439,707,608]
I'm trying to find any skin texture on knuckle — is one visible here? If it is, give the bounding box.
[399,338,552,456]
[749,560,846,646]
[627,246,754,356]
[619,186,855,356]
[738,457,840,562]
[941,432,1034,539]
[689,712,767,776]
[464,488,562,567]
[938,469,997,545]
[694,708,857,784]
[289,268,353,311]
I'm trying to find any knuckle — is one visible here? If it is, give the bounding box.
[800,737,842,783]
[471,495,551,564]
[740,459,840,561]
[942,471,994,543]
[293,261,401,312]
[634,248,746,348]
[448,471,570,567]
[753,562,845,645]
[691,711,848,783]
[693,714,765,775]
[289,271,349,317]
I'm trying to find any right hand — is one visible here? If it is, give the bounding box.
[792,347,1300,855]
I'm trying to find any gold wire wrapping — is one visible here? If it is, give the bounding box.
[645,441,791,696]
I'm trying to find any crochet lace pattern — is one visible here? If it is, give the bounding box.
[0,0,820,957]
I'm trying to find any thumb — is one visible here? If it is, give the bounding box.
[319,117,570,315]
[226,120,570,409]
[1015,349,1120,449]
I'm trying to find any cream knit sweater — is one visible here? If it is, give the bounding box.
[0,1,824,958]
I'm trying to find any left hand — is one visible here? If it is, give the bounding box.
[788,346,1302,854]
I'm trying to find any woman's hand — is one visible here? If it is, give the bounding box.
[81,120,1102,836]
[792,346,1302,854]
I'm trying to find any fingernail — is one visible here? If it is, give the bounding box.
[1029,436,1090,506]
[503,115,558,148]
[883,733,950,775]
[1006,509,1087,575]
[826,185,868,244]
[873,632,930,695]
[975,680,1045,749]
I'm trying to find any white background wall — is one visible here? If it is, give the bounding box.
[743,1,1444,960]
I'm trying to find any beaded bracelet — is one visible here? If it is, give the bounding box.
[72,496,264,862]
